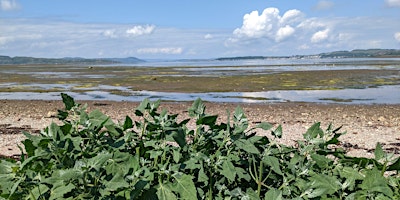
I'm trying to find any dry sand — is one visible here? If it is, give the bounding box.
[1,100,400,158]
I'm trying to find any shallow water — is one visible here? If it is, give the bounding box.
[0,85,399,104]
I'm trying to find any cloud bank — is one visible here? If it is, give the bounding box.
[0,0,19,11]
[385,0,400,7]
[1,6,400,59]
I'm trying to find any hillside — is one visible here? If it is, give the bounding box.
[216,49,400,60]
[0,56,145,65]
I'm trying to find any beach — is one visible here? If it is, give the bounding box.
[1,99,399,158]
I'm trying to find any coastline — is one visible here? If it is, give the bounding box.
[1,99,399,158]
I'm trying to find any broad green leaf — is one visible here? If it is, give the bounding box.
[338,166,364,191]
[123,116,133,130]
[173,149,180,163]
[30,184,49,200]
[198,167,208,184]
[388,157,400,171]
[188,98,205,117]
[303,122,323,141]
[220,159,236,182]
[49,183,74,200]
[172,129,186,148]
[61,93,75,110]
[245,188,260,200]
[264,188,282,200]
[105,124,123,137]
[104,173,129,192]
[272,125,282,138]
[171,174,197,200]
[311,153,332,169]
[197,115,218,126]
[255,122,273,131]
[307,174,340,198]
[374,143,385,161]
[235,139,259,154]
[157,183,177,200]
[263,156,283,175]
[86,152,113,171]
[360,169,393,197]
[47,122,62,139]
[88,109,113,130]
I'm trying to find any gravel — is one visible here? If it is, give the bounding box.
[1,100,399,158]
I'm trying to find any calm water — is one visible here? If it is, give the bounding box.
[1,85,400,104]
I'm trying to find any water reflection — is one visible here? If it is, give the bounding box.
[1,85,399,104]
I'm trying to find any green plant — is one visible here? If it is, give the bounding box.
[0,93,399,199]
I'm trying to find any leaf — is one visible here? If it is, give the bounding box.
[263,156,283,175]
[197,115,217,126]
[157,183,177,200]
[198,167,208,184]
[360,169,393,197]
[86,152,113,171]
[303,122,323,141]
[172,129,186,148]
[220,159,236,182]
[272,125,282,138]
[123,116,133,130]
[235,139,259,154]
[311,153,332,169]
[188,98,205,118]
[264,188,282,200]
[171,174,197,200]
[30,184,49,200]
[388,157,400,171]
[88,109,113,130]
[49,183,75,200]
[339,167,364,191]
[47,122,62,139]
[104,173,129,192]
[374,143,385,161]
[173,149,180,163]
[255,122,273,131]
[61,93,75,110]
[307,174,340,198]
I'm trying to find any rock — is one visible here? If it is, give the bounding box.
[46,111,58,118]
[378,116,386,122]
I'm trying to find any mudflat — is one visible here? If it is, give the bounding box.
[1,99,399,158]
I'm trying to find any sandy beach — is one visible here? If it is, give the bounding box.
[1,99,400,158]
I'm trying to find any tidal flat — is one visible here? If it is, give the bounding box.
[0,58,399,103]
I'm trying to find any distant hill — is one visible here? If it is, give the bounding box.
[318,49,400,58]
[216,49,400,60]
[0,56,145,65]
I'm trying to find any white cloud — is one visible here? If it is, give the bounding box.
[385,0,400,7]
[280,9,303,24]
[231,8,304,43]
[204,34,213,39]
[103,29,117,38]
[137,47,183,55]
[311,29,329,43]
[313,1,335,11]
[126,25,155,37]
[275,25,295,42]
[0,0,19,11]
[395,32,400,42]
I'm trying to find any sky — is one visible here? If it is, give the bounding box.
[1,0,400,59]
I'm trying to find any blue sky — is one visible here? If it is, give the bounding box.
[1,0,400,59]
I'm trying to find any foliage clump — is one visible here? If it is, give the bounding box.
[0,93,399,199]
